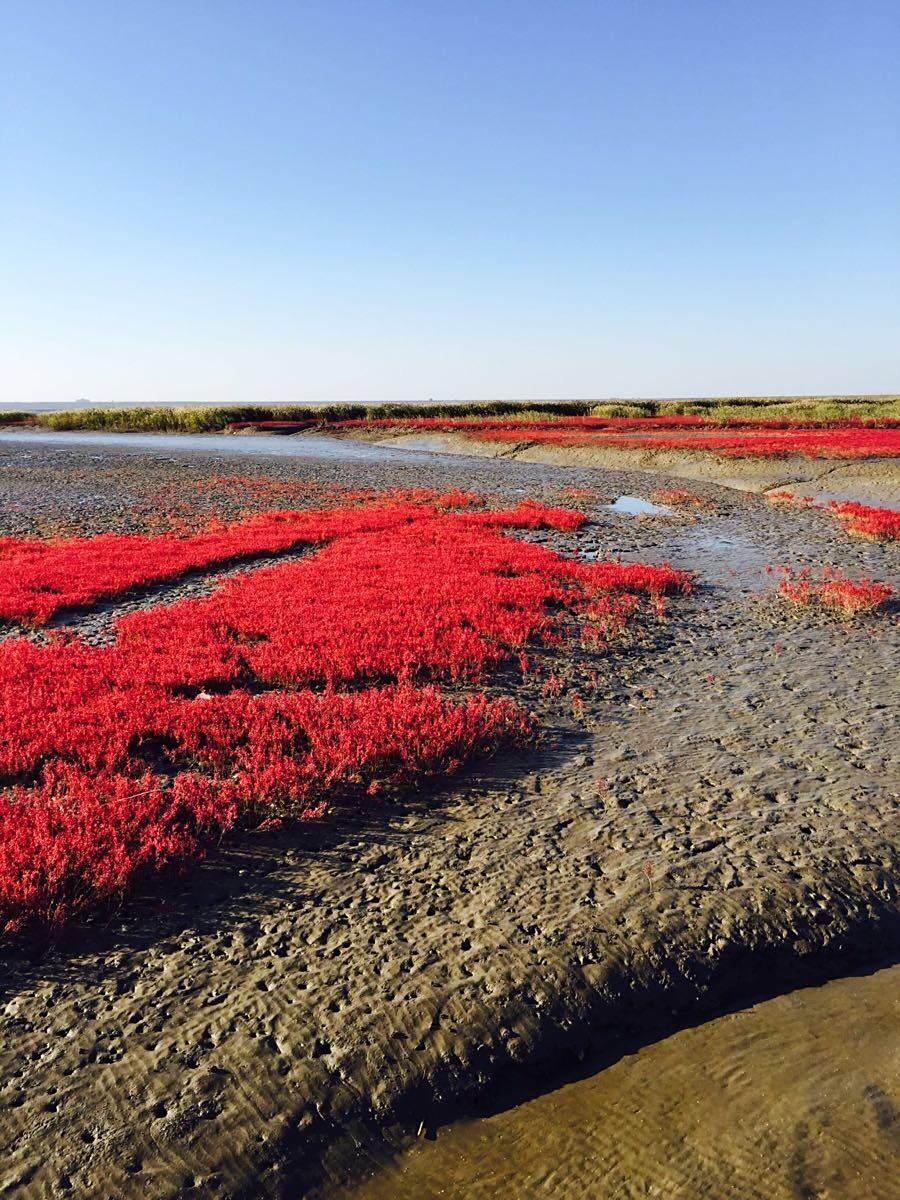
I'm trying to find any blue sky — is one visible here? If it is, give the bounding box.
[2,1,898,404]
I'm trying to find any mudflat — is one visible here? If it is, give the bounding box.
[0,440,897,1199]
[334,963,900,1200]
[358,427,900,504]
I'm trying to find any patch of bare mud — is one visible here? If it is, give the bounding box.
[333,964,900,1200]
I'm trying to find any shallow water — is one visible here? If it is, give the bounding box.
[0,429,445,465]
[607,494,673,516]
[335,964,900,1200]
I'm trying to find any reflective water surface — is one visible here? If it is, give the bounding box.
[0,429,444,464]
[334,965,900,1200]
[607,494,673,516]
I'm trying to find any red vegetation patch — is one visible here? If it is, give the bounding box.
[0,500,691,933]
[0,492,492,626]
[776,567,893,616]
[571,560,691,597]
[336,416,900,461]
[614,428,900,459]
[0,686,526,933]
[649,487,707,507]
[0,506,404,625]
[581,594,641,644]
[765,490,816,507]
[827,501,900,543]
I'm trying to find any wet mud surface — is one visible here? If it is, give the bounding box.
[336,963,900,1200]
[0,439,898,1199]
[365,428,900,504]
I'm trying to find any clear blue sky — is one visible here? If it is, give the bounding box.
[2,0,898,404]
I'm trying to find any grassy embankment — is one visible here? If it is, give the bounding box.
[1,395,898,433]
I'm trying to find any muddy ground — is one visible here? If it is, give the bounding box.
[0,438,898,1199]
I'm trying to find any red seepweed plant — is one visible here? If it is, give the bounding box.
[827,501,900,543]
[581,594,641,645]
[0,498,692,934]
[776,566,893,617]
[0,491,495,626]
[649,487,707,508]
[601,427,900,459]
[765,490,816,507]
[330,415,900,460]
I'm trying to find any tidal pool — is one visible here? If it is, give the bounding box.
[333,964,900,1200]
[607,494,673,516]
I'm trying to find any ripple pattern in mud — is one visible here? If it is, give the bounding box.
[336,965,900,1200]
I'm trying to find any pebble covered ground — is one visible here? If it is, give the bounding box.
[0,438,897,1199]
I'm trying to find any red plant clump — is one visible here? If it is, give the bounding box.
[109,509,687,691]
[776,567,893,616]
[581,593,641,643]
[0,499,691,933]
[135,477,430,533]
[649,487,707,507]
[430,488,485,509]
[0,685,527,933]
[765,490,816,507]
[572,560,690,596]
[338,413,900,436]
[0,537,36,558]
[827,501,900,543]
